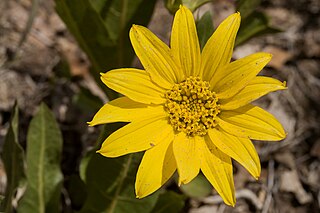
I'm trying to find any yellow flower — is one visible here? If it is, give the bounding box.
[89,6,286,206]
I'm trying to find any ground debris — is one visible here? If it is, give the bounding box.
[279,170,313,205]
[0,0,319,212]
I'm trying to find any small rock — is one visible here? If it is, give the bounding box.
[303,29,320,57]
[263,46,293,70]
[275,152,296,169]
[0,69,42,113]
[189,205,218,213]
[280,170,313,204]
[307,169,319,188]
[310,139,320,158]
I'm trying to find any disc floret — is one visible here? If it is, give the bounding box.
[165,76,220,136]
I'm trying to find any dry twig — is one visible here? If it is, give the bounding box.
[200,189,263,210]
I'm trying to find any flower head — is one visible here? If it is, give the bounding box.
[89,5,286,206]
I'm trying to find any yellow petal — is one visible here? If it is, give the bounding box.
[213,53,272,99]
[171,5,200,77]
[130,25,182,87]
[101,68,166,105]
[88,97,164,126]
[135,139,176,198]
[98,114,174,157]
[201,13,240,81]
[220,76,287,110]
[218,104,286,141]
[199,136,236,206]
[208,128,261,179]
[173,133,200,185]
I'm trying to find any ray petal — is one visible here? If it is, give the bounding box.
[199,135,236,206]
[101,68,166,105]
[208,128,261,179]
[220,76,287,110]
[135,139,176,198]
[218,104,286,141]
[201,13,240,81]
[88,97,165,126]
[130,25,183,86]
[173,133,200,185]
[98,114,174,157]
[213,53,272,99]
[171,5,201,77]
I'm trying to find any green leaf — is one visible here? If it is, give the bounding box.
[79,123,184,212]
[236,12,281,46]
[73,86,103,114]
[0,104,25,213]
[66,175,87,210]
[196,11,214,50]
[89,0,110,12]
[183,0,211,12]
[55,0,157,101]
[79,122,159,213]
[17,103,63,213]
[55,0,114,70]
[180,174,212,198]
[79,123,126,182]
[164,0,181,14]
[80,153,159,213]
[236,0,261,19]
[150,191,185,213]
[165,0,211,14]
[55,0,117,100]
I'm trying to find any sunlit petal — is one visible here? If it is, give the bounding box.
[208,128,261,179]
[130,25,183,86]
[220,76,287,110]
[199,135,236,206]
[101,68,166,104]
[201,13,240,81]
[98,114,174,157]
[218,104,286,141]
[213,53,272,99]
[88,97,164,126]
[173,132,200,185]
[136,139,176,198]
[171,5,201,77]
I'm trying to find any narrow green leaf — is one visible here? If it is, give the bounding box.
[150,191,185,213]
[100,0,155,42]
[79,123,123,182]
[0,195,4,206]
[73,86,103,114]
[80,153,159,213]
[55,0,114,70]
[180,174,212,198]
[183,0,211,12]
[0,104,25,213]
[55,0,118,100]
[236,0,261,19]
[236,12,281,46]
[89,0,110,12]
[66,175,87,210]
[79,123,159,213]
[55,0,157,101]
[196,11,214,50]
[164,0,182,14]
[165,0,211,14]
[17,103,63,213]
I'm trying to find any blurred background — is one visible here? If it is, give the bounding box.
[0,0,319,212]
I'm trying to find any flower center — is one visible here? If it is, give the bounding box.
[164,76,220,136]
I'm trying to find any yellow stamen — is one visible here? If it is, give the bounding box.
[165,76,220,136]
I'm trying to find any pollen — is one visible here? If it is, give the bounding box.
[164,76,220,136]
